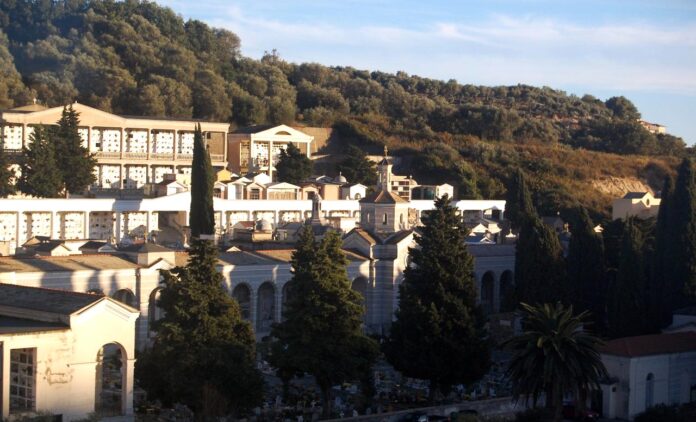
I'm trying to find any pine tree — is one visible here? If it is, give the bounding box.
[384,195,490,399]
[515,215,568,306]
[189,123,215,239]
[566,207,606,333]
[269,227,378,417]
[275,142,313,184]
[53,104,96,196]
[607,218,651,338]
[337,144,378,187]
[135,240,263,416]
[505,169,536,230]
[18,125,62,197]
[0,147,16,197]
[671,158,696,299]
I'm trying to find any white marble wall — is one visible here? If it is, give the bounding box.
[126,130,148,153]
[99,165,122,188]
[125,166,148,188]
[177,132,194,154]
[152,131,174,154]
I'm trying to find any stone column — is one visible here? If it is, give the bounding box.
[120,164,125,189]
[250,289,258,335]
[1,343,10,420]
[173,130,178,161]
[115,212,122,242]
[120,128,125,158]
[124,357,136,416]
[493,272,501,313]
[268,140,274,180]
[84,211,90,240]
[146,128,151,160]
[51,211,58,239]
[21,123,27,149]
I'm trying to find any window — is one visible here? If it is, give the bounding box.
[382,213,388,225]
[400,213,404,225]
[249,188,260,200]
[646,373,654,408]
[10,348,36,413]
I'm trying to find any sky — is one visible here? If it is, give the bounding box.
[159,0,696,144]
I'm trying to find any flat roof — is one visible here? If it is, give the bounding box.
[601,332,696,358]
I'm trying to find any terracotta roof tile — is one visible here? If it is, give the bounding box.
[600,332,696,358]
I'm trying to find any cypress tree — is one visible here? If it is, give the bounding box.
[607,218,650,338]
[54,104,96,195]
[651,175,675,327]
[189,123,215,238]
[135,240,263,416]
[136,121,262,416]
[566,207,606,333]
[515,215,568,306]
[269,227,378,417]
[505,169,536,230]
[0,147,15,197]
[18,125,62,197]
[275,142,313,184]
[671,158,696,299]
[384,194,490,399]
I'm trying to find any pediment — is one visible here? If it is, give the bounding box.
[252,124,313,142]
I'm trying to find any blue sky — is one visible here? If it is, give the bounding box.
[160,0,696,144]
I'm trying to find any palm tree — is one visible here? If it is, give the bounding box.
[504,302,607,422]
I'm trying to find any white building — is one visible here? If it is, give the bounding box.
[600,332,696,420]
[612,192,661,221]
[0,103,229,191]
[0,284,139,421]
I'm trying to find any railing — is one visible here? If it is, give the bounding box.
[150,153,174,160]
[175,153,193,161]
[94,151,121,158]
[123,152,148,159]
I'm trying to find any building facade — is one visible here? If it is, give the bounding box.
[0,103,229,191]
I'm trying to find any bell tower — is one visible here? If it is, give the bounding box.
[378,145,392,192]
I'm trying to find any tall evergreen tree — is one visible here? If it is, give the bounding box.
[337,144,378,187]
[18,125,62,197]
[0,147,15,197]
[136,121,262,416]
[671,158,696,299]
[607,218,651,338]
[384,195,490,399]
[53,104,96,196]
[269,227,378,417]
[651,175,676,327]
[189,123,215,238]
[515,215,568,305]
[275,142,313,184]
[135,240,263,416]
[566,207,606,333]
[505,169,536,230]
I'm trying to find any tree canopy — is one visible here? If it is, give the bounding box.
[275,142,313,185]
[336,144,378,187]
[269,227,378,417]
[384,194,490,398]
[53,104,96,195]
[189,123,215,238]
[17,125,62,197]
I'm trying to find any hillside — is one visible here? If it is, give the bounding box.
[0,0,691,218]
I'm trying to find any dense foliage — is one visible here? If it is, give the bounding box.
[269,227,378,417]
[504,303,606,422]
[136,240,263,416]
[0,146,15,197]
[275,142,312,185]
[54,104,96,195]
[0,0,691,216]
[17,125,62,197]
[385,195,490,398]
[189,123,215,238]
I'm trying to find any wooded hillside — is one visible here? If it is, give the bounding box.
[0,0,691,217]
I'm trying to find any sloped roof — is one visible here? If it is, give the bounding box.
[0,255,139,273]
[9,103,49,112]
[600,332,696,357]
[360,189,407,204]
[266,182,301,190]
[232,124,277,134]
[119,243,172,253]
[623,192,649,199]
[0,284,102,316]
[344,228,379,245]
[0,316,67,334]
[384,230,414,245]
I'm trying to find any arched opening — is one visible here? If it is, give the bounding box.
[480,271,495,315]
[281,281,295,320]
[646,373,654,408]
[256,282,276,332]
[113,289,136,308]
[232,284,252,321]
[382,213,388,225]
[499,270,515,312]
[95,343,126,417]
[148,288,164,330]
[352,277,369,325]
